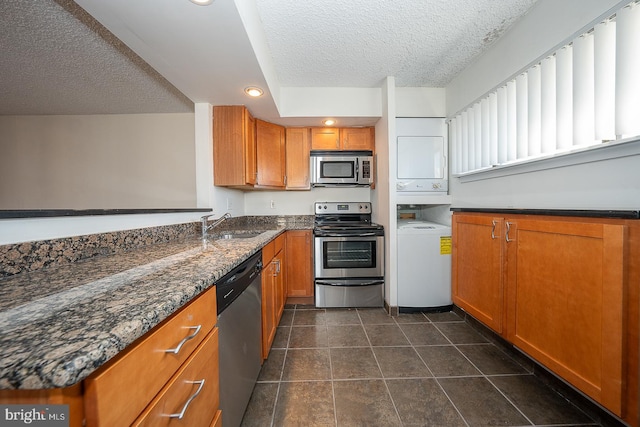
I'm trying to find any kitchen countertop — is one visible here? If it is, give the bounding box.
[450,207,640,219]
[0,228,285,390]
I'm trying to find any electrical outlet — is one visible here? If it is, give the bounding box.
[226,198,233,210]
[270,200,275,209]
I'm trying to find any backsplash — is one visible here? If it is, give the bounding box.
[0,215,314,278]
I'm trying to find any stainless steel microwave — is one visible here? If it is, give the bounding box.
[310,151,374,187]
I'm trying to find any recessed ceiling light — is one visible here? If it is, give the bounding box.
[244,87,264,97]
[322,119,336,126]
[189,0,214,5]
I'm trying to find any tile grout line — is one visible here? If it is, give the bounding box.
[397,314,472,427]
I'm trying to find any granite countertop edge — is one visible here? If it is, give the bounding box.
[450,207,640,219]
[0,228,290,390]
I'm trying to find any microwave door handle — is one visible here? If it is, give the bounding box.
[355,158,360,180]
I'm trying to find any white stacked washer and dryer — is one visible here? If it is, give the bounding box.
[397,219,452,313]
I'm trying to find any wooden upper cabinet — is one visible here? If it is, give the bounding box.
[213,106,256,188]
[311,127,374,151]
[311,127,340,150]
[341,127,374,150]
[256,119,286,188]
[285,128,311,190]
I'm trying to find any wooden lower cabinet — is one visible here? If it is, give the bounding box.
[452,212,638,423]
[505,218,625,415]
[0,288,221,427]
[84,289,219,426]
[452,215,505,334]
[133,329,220,427]
[261,234,286,360]
[285,230,313,297]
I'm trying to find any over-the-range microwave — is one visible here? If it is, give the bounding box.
[310,150,374,187]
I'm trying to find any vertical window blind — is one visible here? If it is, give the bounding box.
[450,1,640,175]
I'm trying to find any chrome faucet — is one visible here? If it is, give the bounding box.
[201,212,231,239]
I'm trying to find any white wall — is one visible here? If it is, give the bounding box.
[395,87,446,118]
[244,188,371,216]
[446,0,638,211]
[373,77,395,308]
[0,113,196,209]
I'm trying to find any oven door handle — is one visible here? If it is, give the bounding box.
[316,279,384,287]
[316,232,378,237]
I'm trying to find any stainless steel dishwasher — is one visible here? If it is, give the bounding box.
[216,251,262,427]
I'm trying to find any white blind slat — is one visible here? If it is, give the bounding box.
[481,98,491,167]
[573,33,596,146]
[616,3,640,137]
[528,65,542,156]
[516,73,529,159]
[541,55,557,153]
[461,111,469,173]
[595,20,616,141]
[506,80,518,161]
[497,86,508,164]
[489,92,499,165]
[556,45,573,150]
[474,102,482,169]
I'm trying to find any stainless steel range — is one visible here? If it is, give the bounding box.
[314,202,384,308]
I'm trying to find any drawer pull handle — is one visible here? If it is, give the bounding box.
[491,220,497,239]
[168,379,205,420]
[505,222,513,242]
[165,325,202,354]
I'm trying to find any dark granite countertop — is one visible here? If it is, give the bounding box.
[0,208,213,219]
[450,207,640,219]
[0,228,285,390]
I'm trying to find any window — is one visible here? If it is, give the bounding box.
[450,1,640,175]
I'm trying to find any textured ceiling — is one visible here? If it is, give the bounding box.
[0,0,538,117]
[0,0,193,115]
[254,0,538,88]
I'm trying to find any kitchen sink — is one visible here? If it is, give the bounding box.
[215,232,263,240]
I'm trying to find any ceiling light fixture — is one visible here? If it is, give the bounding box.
[244,87,264,97]
[189,0,214,5]
[322,119,336,126]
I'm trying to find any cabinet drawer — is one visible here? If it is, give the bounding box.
[133,328,220,427]
[84,289,217,427]
[274,233,285,255]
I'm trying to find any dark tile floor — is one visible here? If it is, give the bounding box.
[241,305,602,427]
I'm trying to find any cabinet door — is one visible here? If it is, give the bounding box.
[285,230,313,297]
[256,119,285,188]
[245,112,257,185]
[452,214,505,334]
[261,260,277,360]
[311,127,340,150]
[274,254,285,322]
[213,106,256,188]
[505,218,626,416]
[341,127,374,151]
[285,128,311,189]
